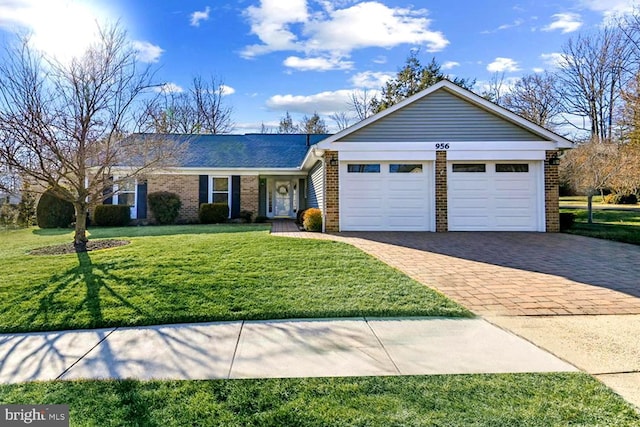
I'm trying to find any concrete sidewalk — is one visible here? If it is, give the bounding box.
[0,318,575,383]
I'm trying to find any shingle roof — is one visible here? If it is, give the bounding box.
[129,133,331,169]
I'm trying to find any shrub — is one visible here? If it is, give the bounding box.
[0,204,18,228]
[239,210,253,223]
[296,209,306,225]
[199,203,229,224]
[254,215,269,223]
[17,183,36,227]
[94,205,131,227]
[603,193,638,205]
[559,212,575,231]
[303,208,322,232]
[36,189,75,228]
[148,191,182,225]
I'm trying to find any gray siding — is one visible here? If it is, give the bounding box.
[307,161,324,212]
[342,89,549,142]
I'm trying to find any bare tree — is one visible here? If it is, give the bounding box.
[329,111,352,131]
[482,72,507,105]
[350,89,376,121]
[560,139,638,222]
[0,23,185,248]
[277,111,299,134]
[299,112,329,134]
[557,26,634,141]
[502,72,563,129]
[145,75,234,134]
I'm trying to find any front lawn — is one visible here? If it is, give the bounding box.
[1,374,637,426]
[562,208,640,245]
[0,225,470,333]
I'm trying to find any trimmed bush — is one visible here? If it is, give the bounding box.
[94,205,131,227]
[603,193,638,205]
[36,189,75,228]
[254,215,269,223]
[199,203,229,224]
[239,210,253,223]
[0,204,18,228]
[296,209,306,225]
[303,208,322,232]
[559,212,575,231]
[148,191,182,225]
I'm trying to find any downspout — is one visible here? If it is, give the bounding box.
[321,155,326,233]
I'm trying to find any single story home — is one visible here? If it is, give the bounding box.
[109,80,573,232]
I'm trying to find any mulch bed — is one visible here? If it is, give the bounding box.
[29,240,130,255]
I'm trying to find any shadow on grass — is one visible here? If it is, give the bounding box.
[87,224,270,239]
[32,228,73,236]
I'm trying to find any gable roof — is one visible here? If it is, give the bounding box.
[317,80,574,148]
[127,133,331,169]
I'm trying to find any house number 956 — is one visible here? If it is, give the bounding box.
[435,143,450,150]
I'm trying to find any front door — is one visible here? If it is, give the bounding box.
[274,180,291,217]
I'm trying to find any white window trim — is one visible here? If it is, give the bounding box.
[209,175,232,218]
[113,177,138,220]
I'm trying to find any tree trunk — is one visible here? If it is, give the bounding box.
[74,202,88,251]
[587,194,594,224]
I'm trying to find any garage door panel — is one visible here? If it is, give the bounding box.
[448,161,540,232]
[341,161,433,231]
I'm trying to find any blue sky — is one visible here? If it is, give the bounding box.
[0,0,635,132]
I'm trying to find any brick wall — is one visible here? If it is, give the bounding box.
[545,150,560,232]
[435,151,448,232]
[324,151,340,232]
[240,176,259,218]
[148,175,199,223]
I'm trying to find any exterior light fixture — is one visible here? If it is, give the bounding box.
[329,158,338,166]
[548,153,560,166]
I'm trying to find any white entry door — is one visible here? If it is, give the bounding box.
[274,180,291,217]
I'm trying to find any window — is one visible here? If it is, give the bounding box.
[211,177,229,204]
[347,164,380,173]
[390,164,423,173]
[116,178,135,206]
[452,164,486,173]
[496,163,529,173]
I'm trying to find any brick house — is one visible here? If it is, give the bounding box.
[106,80,573,232]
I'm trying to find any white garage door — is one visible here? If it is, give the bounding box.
[340,162,433,231]
[448,161,542,231]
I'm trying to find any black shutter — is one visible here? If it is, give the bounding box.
[198,175,208,206]
[231,175,241,218]
[136,181,147,219]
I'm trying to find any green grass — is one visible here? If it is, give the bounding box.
[0,374,637,426]
[560,195,606,204]
[562,208,640,245]
[0,225,470,333]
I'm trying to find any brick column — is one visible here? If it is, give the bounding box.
[435,151,448,232]
[240,175,259,217]
[545,150,560,232]
[324,151,340,232]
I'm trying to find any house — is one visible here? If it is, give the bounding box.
[108,80,573,232]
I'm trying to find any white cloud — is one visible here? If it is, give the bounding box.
[266,89,358,115]
[372,55,387,64]
[154,83,184,93]
[580,0,636,17]
[190,6,211,27]
[442,61,460,70]
[540,52,567,68]
[533,67,545,73]
[220,84,235,95]
[481,18,524,34]
[0,0,114,61]
[283,56,353,71]
[542,13,582,33]
[350,71,394,89]
[133,40,164,63]
[242,1,448,71]
[487,57,521,72]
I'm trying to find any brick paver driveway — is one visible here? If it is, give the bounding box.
[275,224,640,316]
[338,232,640,316]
